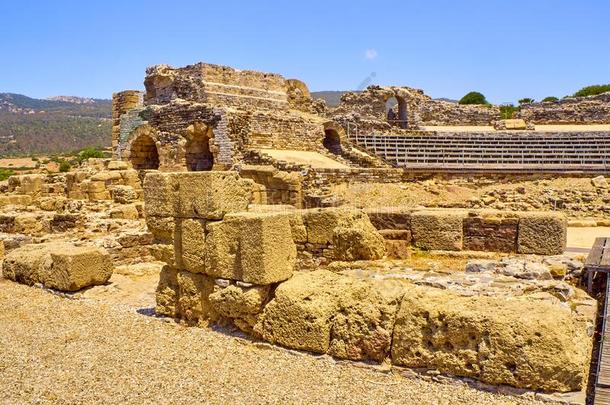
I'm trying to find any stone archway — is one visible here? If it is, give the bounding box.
[185,123,214,171]
[386,95,408,129]
[323,128,342,155]
[129,133,160,170]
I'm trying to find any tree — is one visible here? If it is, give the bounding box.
[59,160,71,172]
[459,92,489,105]
[518,98,535,105]
[542,96,559,102]
[573,84,610,97]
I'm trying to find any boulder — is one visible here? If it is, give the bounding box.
[592,175,608,189]
[391,285,590,392]
[205,212,296,284]
[517,212,567,255]
[2,242,113,291]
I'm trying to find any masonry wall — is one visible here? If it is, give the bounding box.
[517,93,610,124]
[112,91,143,150]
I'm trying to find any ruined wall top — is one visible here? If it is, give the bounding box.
[143,62,316,113]
[516,92,610,124]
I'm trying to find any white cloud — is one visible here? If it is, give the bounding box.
[364,49,378,60]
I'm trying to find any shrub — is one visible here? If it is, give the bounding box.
[0,169,15,181]
[542,96,559,103]
[518,98,535,105]
[459,92,489,105]
[499,104,519,119]
[76,147,106,164]
[59,161,71,172]
[574,84,610,97]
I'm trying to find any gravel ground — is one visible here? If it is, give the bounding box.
[0,279,555,405]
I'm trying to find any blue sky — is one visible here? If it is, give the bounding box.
[1,0,608,104]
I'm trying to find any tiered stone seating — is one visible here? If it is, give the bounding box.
[350,131,610,172]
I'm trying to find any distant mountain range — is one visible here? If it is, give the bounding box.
[0,93,112,156]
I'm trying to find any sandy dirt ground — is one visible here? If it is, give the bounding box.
[258,149,349,169]
[0,157,38,169]
[0,279,555,405]
[422,124,610,132]
[567,227,610,249]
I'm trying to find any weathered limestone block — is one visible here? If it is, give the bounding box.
[8,174,44,195]
[146,216,175,243]
[303,208,375,245]
[364,207,412,230]
[411,210,466,251]
[205,212,296,284]
[175,172,252,219]
[209,284,270,332]
[142,172,176,218]
[256,271,346,353]
[328,279,405,362]
[2,242,113,291]
[391,286,589,392]
[107,160,130,170]
[111,185,139,204]
[384,240,411,259]
[176,218,206,273]
[150,244,176,267]
[333,224,385,261]
[143,172,252,220]
[37,196,67,211]
[517,212,567,255]
[109,204,140,220]
[176,270,218,325]
[256,271,405,361]
[155,265,179,317]
[0,194,32,208]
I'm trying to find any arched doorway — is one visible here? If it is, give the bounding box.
[323,129,342,155]
[386,96,408,129]
[129,134,160,170]
[185,123,214,171]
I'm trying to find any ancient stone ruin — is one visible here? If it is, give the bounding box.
[3,60,610,402]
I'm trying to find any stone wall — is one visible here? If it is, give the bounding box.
[365,207,567,255]
[112,91,143,151]
[517,92,610,124]
[329,85,500,133]
[144,172,591,393]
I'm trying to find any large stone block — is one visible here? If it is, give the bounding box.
[333,224,385,261]
[142,172,176,218]
[176,218,206,273]
[255,271,346,353]
[205,212,296,284]
[143,171,253,220]
[256,271,405,361]
[391,285,590,392]
[155,265,179,317]
[174,172,252,220]
[302,207,374,245]
[176,270,218,325]
[517,212,567,255]
[411,210,466,251]
[209,284,270,333]
[2,242,113,292]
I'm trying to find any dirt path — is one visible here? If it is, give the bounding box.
[0,280,549,405]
